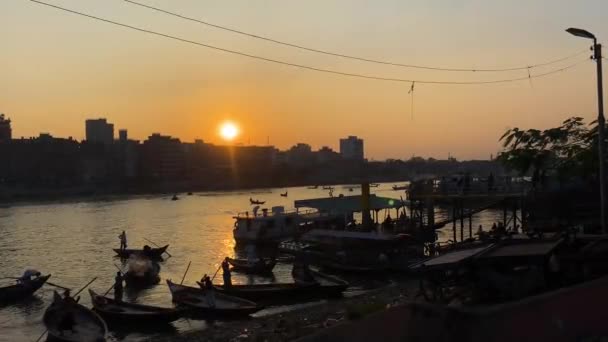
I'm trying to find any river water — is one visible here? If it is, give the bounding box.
[0,183,508,342]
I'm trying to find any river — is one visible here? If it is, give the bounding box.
[0,183,509,342]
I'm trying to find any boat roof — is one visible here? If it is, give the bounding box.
[294,195,408,214]
[411,244,494,270]
[476,239,563,260]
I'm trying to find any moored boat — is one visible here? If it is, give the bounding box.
[200,282,319,304]
[0,274,51,305]
[227,257,277,275]
[89,289,182,326]
[319,259,391,274]
[112,245,169,260]
[166,280,262,318]
[43,291,108,342]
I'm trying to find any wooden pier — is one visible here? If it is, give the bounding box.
[407,177,530,244]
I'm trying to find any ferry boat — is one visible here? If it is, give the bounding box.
[232,206,338,245]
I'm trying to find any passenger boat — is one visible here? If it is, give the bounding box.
[43,291,108,342]
[89,289,182,325]
[112,245,169,260]
[226,257,276,274]
[0,274,51,305]
[166,280,262,318]
[124,262,161,288]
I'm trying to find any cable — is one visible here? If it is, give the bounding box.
[29,0,589,85]
[124,0,587,73]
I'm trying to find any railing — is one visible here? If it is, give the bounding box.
[234,208,318,218]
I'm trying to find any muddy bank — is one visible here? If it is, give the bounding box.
[158,279,419,342]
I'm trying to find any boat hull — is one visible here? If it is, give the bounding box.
[89,289,182,326]
[0,274,50,305]
[112,245,168,260]
[167,280,262,319]
[44,291,107,342]
[227,257,276,275]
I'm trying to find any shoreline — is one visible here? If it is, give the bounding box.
[158,278,418,342]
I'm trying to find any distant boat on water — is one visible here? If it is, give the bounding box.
[307,185,319,189]
[392,184,408,190]
[280,191,288,197]
[171,194,179,201]
[250,198,265,205]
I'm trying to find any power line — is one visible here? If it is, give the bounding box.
[124,0,588,73]
[29,0,589,85]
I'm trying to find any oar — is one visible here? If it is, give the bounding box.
[103,284,115,297]
[113,264,125,275]
[2,277,70,291]
[45,281,71,291]
[34,277,97,342]
[211,262,223,281]
[180,261,191,285]
[144,237,172,257]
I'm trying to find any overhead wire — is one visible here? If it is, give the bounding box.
[124,0,588,73]
[29,0,589,85]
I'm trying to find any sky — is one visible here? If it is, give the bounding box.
[2,0,608,160]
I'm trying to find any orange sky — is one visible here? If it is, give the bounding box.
[2,0,608,160]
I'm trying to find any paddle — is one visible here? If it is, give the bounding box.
[180,261,191,285]
[34,277,97,342]
[2,277,70,291]
[211,262,222,282]
[144,237,172,258]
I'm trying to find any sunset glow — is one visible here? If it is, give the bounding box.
[219,121,239,141]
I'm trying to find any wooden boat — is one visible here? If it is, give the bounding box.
[227,257,276,274]
[0,274,51,305]
[124,262,161,288]
[112,245,169,259]
[199,282,319,304]
[392,185,408,190]
[89,289,182,325]
[307,185,318,189]
[43,291,108,342]
[280,191,288,197]
[249,198,265,205]
[166,280,262,318]
[171,194,179,201]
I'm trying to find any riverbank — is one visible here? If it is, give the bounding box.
[158,278,418,342]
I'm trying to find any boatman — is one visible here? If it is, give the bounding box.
[17,269,41,284]
[118,231,128,251]
[114,271,124,302]
[222,257,232,288]
[203,275,216,308]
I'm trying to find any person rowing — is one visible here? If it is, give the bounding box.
[17,269,41,284]
[200,274,216,308]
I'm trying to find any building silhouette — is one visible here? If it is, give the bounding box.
[85,118,114,145]
[0,114,12,142]
[339,136,364,161]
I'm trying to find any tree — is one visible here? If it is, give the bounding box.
[498,117,595,188]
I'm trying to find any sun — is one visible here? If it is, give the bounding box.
[219,121,239,141]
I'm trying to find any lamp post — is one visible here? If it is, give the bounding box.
[566,27,606,233]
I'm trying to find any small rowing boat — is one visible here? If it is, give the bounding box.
[200,282,318,304]
[89,289,182,326]
[226,257,276,275]
[112,245,169,260]
[167,280,262,318]
[43,291,108,342]
[0,274,50,305]
[249,198,266,205]
[124,262,161,288]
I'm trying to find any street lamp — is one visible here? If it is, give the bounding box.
[566,27,606,234]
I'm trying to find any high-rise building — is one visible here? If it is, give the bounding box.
[0,114,12,142]
[85,118,114,144]
[339,136,364,161]
[119,129,128,142]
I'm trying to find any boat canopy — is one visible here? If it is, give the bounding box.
[294,194,408,215]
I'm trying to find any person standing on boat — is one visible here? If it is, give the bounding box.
[114,271,124,302]
[222,257,232,288]
[118,231,128,251]
[203,275,216,307]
